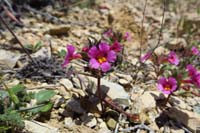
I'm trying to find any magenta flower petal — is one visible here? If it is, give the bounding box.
[140,52,151,63]
[186,64,197,76]
[191,73,200,88]
[99,42,110,52]
[191,46,199,55]
[157,77,177,94]
[62,45,81,68]
[168,51,179,65]
[110,41,122,52]
[88,46,98,58]
[107,50,116,62]
[100,62,111,72]
[89,58,100,69]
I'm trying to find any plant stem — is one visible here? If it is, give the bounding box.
[164,94,171,106]
[97,70,104,113]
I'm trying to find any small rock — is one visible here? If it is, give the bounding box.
[167,38,187,50]
[170,97,187,109]
[167,107,200,132]
[106,118,117,130]
[139,91,157,110]
[154,46,168,56]
[31,47,51,59]
[59,78,74,91]
[115,73,132,82]
[64,117,74,129]
[98,128,112,133]
[24,120,59,133]
[66,98,86,114]
[118,79,129,85]
[53,96,65,108]
[87,77,130,106]
[187,97,197,106]
[0,49,21,68]
[45,26,70,36]
[57,86,71,98]
[81,113,97,128]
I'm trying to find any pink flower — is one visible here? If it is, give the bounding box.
[157,77,177,94]
[191,73,200,88]
[140,52,151,63]
[191,46,199,55]
[62,45,81,68]
[82,46,89,52]
[167,51,179,65]
[110,41,122,52]
[123,32,131,41]
[88,43,116,72]
[186,64,197,76]
[103,29,113,38]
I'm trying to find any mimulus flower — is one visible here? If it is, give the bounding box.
[62,45,81,68]
[110,41,122,52]
[191,46,199,55]
[186,64,197,76]
[191,73,200,88]
[167,51,179,65]
[88,43,116,72]
[157,77,177,94]
[140,52,151,63]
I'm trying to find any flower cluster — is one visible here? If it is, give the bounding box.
[140,45,200,95]
[62,29,129,73]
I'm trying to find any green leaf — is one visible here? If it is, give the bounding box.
[58,49,66,58]
[40,102,53,112]
[34,41,42,51]
[35,90,55,104]
[28,103,53,113]
[7,89,19,105]
[10,84,25,94]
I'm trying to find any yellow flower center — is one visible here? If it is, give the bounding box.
[164,85,171,91]
[98,57,107,64]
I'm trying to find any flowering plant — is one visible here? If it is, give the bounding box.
[62,29,130,112]
[141,44,200,106]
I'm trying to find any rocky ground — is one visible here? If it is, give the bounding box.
[0,0,200,133]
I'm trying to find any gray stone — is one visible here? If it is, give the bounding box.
[66,98,86,114]
[24,120,59,133]
[87,77,130,106]
[0,49,21,68]
[167,107,200,132]
[98,128,112,133]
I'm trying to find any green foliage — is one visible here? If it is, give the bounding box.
[0,83,56,132]
[58,49,66,58]
[0,109,25,132]
[35,90,56,104]
[25,41,42,53]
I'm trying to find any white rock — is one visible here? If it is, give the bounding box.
[81,113,97,128]
[59,78,73,90]
[64,117,74,129]
[98,128,112,133]
[0,49,21,68]
[87,77,129,105]
[119,78,129,85]
[24,120,59,133]
[139,91,157,110]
